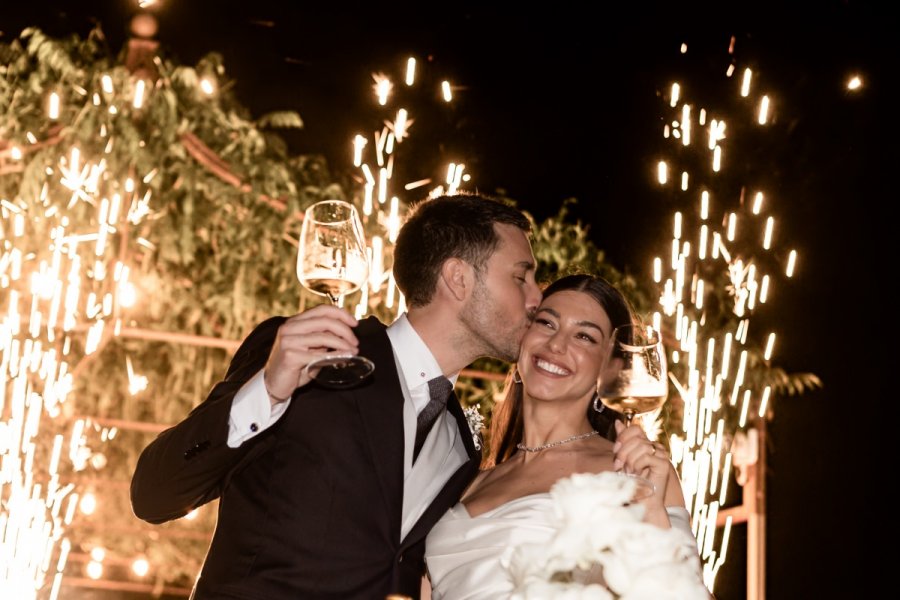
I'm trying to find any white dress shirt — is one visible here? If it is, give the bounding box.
[384,313,458,416]
[227,313,457,447]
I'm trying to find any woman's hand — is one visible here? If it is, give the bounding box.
[613,420,671,509]
[263,305,359,405]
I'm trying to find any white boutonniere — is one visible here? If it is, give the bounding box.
[463,404,485,450]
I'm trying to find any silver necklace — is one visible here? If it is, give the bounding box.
[516,430,599,453]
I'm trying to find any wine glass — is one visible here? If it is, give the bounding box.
[297,199,374,387]
[598,323,668,500]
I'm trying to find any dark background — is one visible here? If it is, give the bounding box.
[1,1,888,598]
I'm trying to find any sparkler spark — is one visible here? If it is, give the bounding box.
[340,56,477,323]
[653,38,801,593]
[373,73,392,106]
[405,58,416,86]
[3,81,154,591]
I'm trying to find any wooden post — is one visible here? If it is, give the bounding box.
[747,420,766,600]
[714,419,766,600]
[125,13,160,80]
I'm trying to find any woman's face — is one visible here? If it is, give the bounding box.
[518,290,614,404]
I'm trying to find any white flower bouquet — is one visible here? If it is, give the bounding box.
[504,472,708,599]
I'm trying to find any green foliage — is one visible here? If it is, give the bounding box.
[256,110,304,129]
[0,26,338,590]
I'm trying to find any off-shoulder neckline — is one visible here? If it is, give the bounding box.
[460,492,552,519]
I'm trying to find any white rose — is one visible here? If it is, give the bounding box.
[517,581,616,600]
[551,472,637,518]
[611,524,690,574]
[577,584,617,600]
[584,517,642,556]
[622,562,709,600]
[591,548,635,594]
[549,472,644,562]
[504,543,549,589]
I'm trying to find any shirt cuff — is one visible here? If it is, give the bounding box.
[227,370,290,448]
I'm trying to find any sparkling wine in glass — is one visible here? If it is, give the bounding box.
[599,323,668,500]
[297,199,374,387]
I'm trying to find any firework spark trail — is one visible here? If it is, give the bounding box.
[2,77,150,594]
[350,63,471,319]
[652,39,798,591]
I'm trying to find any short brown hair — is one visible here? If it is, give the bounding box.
[393,194,530,307]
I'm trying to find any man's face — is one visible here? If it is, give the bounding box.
[460,223,541,362]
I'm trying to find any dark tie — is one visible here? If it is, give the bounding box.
[413,376,453,462]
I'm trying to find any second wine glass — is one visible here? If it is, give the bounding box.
[598,323,668,500]
[297,199,374,387]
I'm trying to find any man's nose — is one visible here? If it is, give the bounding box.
[525,281,541,312]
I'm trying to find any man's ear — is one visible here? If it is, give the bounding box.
[439,257,473,302]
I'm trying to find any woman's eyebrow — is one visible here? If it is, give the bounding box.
[575,320,604,332]
[537,307,604,332]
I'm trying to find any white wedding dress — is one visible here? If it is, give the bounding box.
[425,493,696,600]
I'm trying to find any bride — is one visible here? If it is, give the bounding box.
[424,274,700,598]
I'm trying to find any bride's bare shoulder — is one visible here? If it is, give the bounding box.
[578,435,617,472]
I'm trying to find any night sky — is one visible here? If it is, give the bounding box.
[1,1,887,598]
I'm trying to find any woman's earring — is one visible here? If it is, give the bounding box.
[592,392,605,413]
[513,369,522,384]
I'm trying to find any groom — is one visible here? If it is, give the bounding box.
[130,193,541,599]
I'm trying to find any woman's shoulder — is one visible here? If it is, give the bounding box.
[585,433,616,454]
[574,436,617,473]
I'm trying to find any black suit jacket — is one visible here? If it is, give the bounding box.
[131,316,481,599]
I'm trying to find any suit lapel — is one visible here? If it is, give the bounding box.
[353,318,406,541]
[399,392,481,551]
[351,317,482,550]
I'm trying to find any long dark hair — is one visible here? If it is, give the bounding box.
[486,274,633,467]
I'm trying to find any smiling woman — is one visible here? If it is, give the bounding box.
[488,274,634,467]
[424,274,703,599]
[520,289,617,403]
